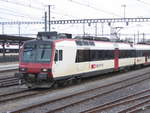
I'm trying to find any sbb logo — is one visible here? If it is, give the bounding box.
[91,64,97,69]
[91,64,103,69]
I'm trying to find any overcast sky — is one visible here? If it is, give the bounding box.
[0,0,150,21]
[0,0,150,40]
[1,0,150,21]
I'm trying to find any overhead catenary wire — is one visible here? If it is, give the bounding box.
[136,0,150,6]
[68,0,122,17]
[0,0,79,21]
[0,0,46,21]
[51,10,80,19]
[0,0,44,11]
[0,0,124,22]
[0,7,43,21]
[0,0,150,39]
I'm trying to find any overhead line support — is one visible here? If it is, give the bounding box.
[0,18,150,25]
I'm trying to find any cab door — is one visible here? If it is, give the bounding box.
[53,49,64,77]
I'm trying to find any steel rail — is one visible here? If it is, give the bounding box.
[9,71,150,113]
[0,76,19,87]
[48,77,150,113]
[0,90,39,103]
[127,105,150,113]
[118,98,150,113]
[81,89,150,113]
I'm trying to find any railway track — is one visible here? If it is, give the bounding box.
[8,69,150,113]
[0,89,38,104]
[0,76,19,87]
[82,89,150,113]
[0,64,19,87]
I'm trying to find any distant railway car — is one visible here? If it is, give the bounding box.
[134,44,150,65]
[0,43,19,53]
[16,32,150,88]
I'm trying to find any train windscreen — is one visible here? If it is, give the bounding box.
[22,41,52,63]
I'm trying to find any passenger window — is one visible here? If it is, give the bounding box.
[54,50,63,62]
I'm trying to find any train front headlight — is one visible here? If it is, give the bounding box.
[41,68,49,72]
[19,67,27,72]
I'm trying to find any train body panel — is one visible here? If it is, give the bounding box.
[52,40,136,77]
[89,60,114,71]
[52,41,77,77]
[17,35,150,88]
[135,57,145,65]
[134,44,150,65]
[119,58,134,67]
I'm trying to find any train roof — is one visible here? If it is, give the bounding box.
[134,43,150,50]
[23,37,150,51]
[22,32,150,50]
[53,38,135,50]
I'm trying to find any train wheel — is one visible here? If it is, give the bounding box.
[68,79,73,85]
[53,82,58,89]
[58,81,65,87]
[62,80,68,87]
[77,78,81,84]
[73,77,81,84]
[27,86,32,89]
[27,85,34,89]
[53,81,64,88]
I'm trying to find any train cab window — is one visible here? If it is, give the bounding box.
[55,50,63,61]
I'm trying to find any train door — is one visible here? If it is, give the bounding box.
[114,48,119,71]
[145,52,148,64]
[53,48,64,77]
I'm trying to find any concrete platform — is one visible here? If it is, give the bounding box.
[0,62,18,78]
[0,62,18,71]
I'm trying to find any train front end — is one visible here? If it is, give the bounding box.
[17,40,54,88]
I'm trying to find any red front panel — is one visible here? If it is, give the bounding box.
[19,41,56,78]
[114,48,119,71]
[20,62,51,73]
[19,62,53,78]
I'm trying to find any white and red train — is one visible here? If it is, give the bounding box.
[17,32,150,88]
[0,43,19,53]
